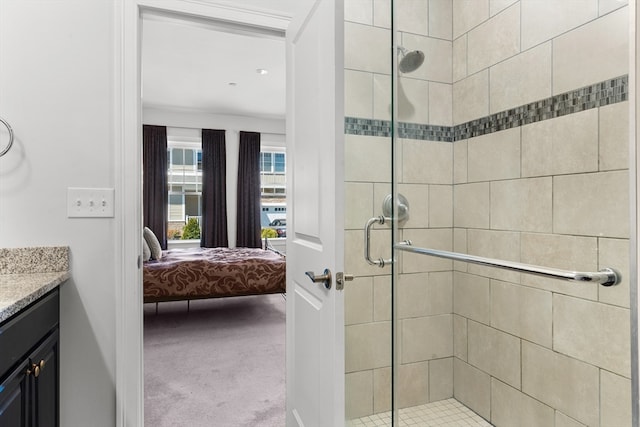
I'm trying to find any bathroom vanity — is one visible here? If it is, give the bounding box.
[0,247,69,427]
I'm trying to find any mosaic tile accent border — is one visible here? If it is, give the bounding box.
[344,75,628,142]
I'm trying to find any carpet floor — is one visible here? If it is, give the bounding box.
[143,294,286,426]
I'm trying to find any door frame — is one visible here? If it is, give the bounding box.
[115,2,290,425]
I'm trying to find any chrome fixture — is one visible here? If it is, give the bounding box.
[0,116,14,157]
[398,46,425,73]
[395,243,621,286]
[364,194,411,268]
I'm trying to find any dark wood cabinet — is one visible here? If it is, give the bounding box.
[0,289,59,427]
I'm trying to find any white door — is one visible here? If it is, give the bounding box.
[285,0,345,426]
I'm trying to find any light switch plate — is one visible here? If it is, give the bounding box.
[67,187,115,218]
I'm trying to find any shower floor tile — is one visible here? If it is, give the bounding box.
[348,398,493,427]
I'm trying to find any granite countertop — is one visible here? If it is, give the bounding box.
[0,247,70,323]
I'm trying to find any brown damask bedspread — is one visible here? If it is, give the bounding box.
[143,247,286,303]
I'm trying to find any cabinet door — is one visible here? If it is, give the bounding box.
[29,330,58,427]
[0,359,30,427]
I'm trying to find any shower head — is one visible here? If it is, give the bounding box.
[398,46,425,73]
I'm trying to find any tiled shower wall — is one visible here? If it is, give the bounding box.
[451,2,630,426]
[344,1,631,426]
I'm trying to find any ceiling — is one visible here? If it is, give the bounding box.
[141,1,298,120]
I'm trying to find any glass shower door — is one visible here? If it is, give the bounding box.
[389,1,634,427]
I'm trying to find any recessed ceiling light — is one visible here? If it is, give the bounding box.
[256,68,268,75]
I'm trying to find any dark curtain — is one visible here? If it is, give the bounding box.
[201,129,228,248]
[236,131,262,248]
[142,125,168,249]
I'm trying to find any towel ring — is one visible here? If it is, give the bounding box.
[0,116,14,157]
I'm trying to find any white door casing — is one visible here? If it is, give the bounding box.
[285,0,345,426]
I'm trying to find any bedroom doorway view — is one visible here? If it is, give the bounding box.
[139,8,289,426]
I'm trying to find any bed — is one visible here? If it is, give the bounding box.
[143,245,286,303]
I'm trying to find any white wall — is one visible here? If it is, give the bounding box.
[144,107,285,246]
[0,1,116,425]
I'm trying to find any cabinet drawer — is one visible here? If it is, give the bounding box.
[0,289,59,377]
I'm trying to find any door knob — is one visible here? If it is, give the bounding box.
[305,269,332,289]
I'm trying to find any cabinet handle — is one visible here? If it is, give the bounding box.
[26,360,45,378]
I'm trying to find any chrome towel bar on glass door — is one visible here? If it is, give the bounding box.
[394,243,620,286]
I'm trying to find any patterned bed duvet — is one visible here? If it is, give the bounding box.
[143,247,286,303]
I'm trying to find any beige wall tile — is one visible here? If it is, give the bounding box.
[397,361,430,408]
[490,0,518,16]
[453,70,489,124]
[453,228,468,272]
[398,183,429,228]
[553,170,629,238]
[428,271,453,315]
[454,358,491,420]
[373,367,391,413]
[401,314,453,363]
[345,135,392,183]
[373,73,392,120]
[373,275,392,321]
[522,342,599,427]
[453,0,489,39]
[373,0,391,28]
[601,370,632,427]
[401,228,453,273]
[373,182,392,218]
[453,272,490,324]
[555,412,586,427]
[346,321,392,372]
[467,2,520,75]
[346,370,374,419]
[522,109,599,177]
[520,232,599,300]
[468,321,521,388]
[453,182,490,228]
[600,101,630,171]
[467,127,520,182]
[429,185,453,227]
[599,0,628,15]
[429,0,453,40]
[490,177,553,233]
[345,276,374,325]
[491,280,552,348]
[398,77,429,123]
[345,0,373,25]
[401,33,452,83]
[345,69,374,118]
[453,314,468,361]
[521,0,598,51]
[345,182,374,230]
[491,378,554,427]
[467,229,520,283]
[453,140,468,184]
[398,273,430,319]
[429,357,454,401]
[554,294,630,377]
[402,139,452,184]
[553,7,628,94]
[452,35,467,82]
[598,238,630,308]
[490,42,552,114]
[345,22,391,74]
[397,0,429,35]
[429,82,453,126]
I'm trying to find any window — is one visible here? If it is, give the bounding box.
[260,150,286,237]
[167,142,202,240]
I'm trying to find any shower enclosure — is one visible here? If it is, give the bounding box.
[344,1,634,426]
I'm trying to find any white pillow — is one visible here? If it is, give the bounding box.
[143,227,163,260]
[142,237,151,262]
